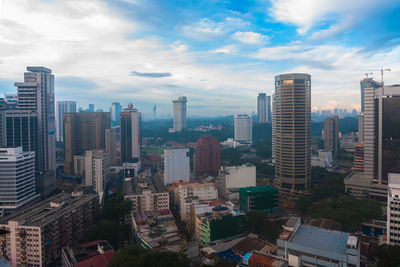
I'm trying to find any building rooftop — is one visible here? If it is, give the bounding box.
[239,186,278,194]
[0,192,98,227]
[124,171,166,196]
[232,237,271,256]
[133,209,185,251]
[290,225,350,255]
[63,240,114,267]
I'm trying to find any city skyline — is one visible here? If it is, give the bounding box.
[1,0,400,116]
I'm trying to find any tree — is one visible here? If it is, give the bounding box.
[374,244,400,267]
[86,220,119,247]
[108,245,190,267]
[104,191,132,223]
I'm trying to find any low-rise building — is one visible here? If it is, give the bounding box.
[0,192,99,266]
[387,173,400,245]
[197,210,247,246]
[131,209,185,251]
[174,182,218,221]
[61,240,114,267]
[124,171,169,214]
[239,186,279,214]
[219,164,256,200]
[277,217,360,267]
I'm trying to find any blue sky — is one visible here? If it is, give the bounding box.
[1,0,400,118]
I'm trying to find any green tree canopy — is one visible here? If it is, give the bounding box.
[108,245,190,267]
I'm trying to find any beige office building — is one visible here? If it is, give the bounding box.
[273,73,311,190]
[63,112,110,174]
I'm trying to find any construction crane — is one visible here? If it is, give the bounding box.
[365,68,391,84]
[364,72,373,78]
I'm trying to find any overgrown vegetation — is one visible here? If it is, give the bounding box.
[374,244,400,267]
[108,244,190,267]
[86,191,132,248]
[247,211,282,243]
[295,167,381,231]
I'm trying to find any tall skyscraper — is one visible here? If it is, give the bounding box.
[111,102,122,126]
[345,84,400,201]
[194,136,221,178]
[360,77,380,112]
[0,147,39,211]
[14,66,56,195]
[322,116,339,159]
[273,73,311,190]
[105,128,117,165]
[172,96,187,132]
[234,114,252,145]
[88,104,95,112]
[364,85,400,184]
[63,112,111,174]
[56,101,76,142]
[153,104,157,120]
[258,93,266,124]
[120,103,141,163]
[257,93,272,124]
[272,93,276,163]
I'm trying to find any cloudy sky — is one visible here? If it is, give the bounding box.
[1,0,400,117]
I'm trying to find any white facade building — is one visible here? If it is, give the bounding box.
[84,150,110,203]
[164,148,190,185]
[387,173,400,245]
[172,96,187,132]
[174,183,218,220]
[220,164,256,199]
[234,114,252,145]
[56,101,76,142]
[0,147,39,211]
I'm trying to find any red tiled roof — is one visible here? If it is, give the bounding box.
[75,252,114,267]
[249,253,275,267]
[147,154,162,162]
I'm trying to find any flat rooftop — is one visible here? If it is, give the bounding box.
[124,172,166,196]
[0,193,98,227]
[291,225,349,255]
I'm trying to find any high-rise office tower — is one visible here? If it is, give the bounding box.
[358,113,364,142]
[360,77,380,112]
[105,128,117,165]
[272,93,276,163]
[257,93,272,124]
[345,84,400,200]
[0,147,39,211]
[364,85,400,184]
[120,103,141,163]
[56,101,76,142]
[15,66,56,195]
[258,93,266,124]
[172,96,187,132]
[84,150,110,203]
[194,136,221,178]
[63,112,110,174]
[234,114,252,145]
[273,73,311,190]
[88,104,95,112]
[153,104,157,120]
[322,116,339,159]
[111,102,122,125]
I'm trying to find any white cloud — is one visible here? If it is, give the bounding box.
[268,0,397,35]
[212,45,238,54]
[232,31,269,44]
[181,17,249,41]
